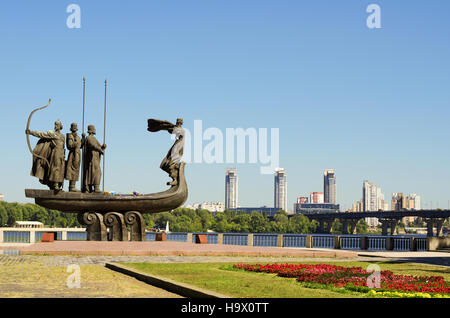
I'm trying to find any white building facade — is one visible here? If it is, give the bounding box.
[225,168,238,210]
[363,180,386,227]
[186,202,225,213]
[274,168,287,211]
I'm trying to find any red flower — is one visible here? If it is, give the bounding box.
[233,263,449,294]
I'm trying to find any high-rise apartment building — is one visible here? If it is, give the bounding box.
[350,200,363,212]
[392,193,421,211]
[363,181,386,227]
[392,193,421,224]
[225,168,238,209]
[274,168,287,211]
[363,181,385,212]
[323,169,336,204]
[391,193,405,211]
[409,194,421,210]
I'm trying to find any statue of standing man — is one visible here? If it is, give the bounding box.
[83,125,106,193]
[65,123,83,192]
[26,120,66,191]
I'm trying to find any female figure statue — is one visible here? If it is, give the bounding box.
[147,118,185,186]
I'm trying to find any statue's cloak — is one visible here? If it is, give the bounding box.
[147,119,175,132]
[30,139,52,184]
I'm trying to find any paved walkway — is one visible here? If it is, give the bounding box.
[357,250,450,267]
[3,241,449,266]
[16,241,358,258]
[0,254,374,267]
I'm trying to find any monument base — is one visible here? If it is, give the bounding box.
[77,211,146,241]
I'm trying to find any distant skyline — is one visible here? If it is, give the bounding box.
[0,1,449,211]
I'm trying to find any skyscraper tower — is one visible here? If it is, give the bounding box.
[225,168,238,209]
[363,180,385,211]
[274,168,287,211]
[323,169,336,204]
[363,180,386,227]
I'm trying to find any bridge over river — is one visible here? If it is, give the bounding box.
[300,210,450,236]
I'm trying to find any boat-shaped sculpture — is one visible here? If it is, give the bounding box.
[24,95,189,242]
[24,163,187,242]
[25,163,188,214]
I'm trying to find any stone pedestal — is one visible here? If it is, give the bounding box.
[124,211,146,241]
[77,210,146,242]
[104,212,128,241]
[78,212,107,241]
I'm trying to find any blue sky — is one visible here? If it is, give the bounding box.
[0,0,449,211]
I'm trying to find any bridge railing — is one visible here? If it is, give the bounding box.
[367,236,387,250]
[340,236,361,250]
[415,237,427,251]
[393,237,411,251]
[282,234,307,248]
[312,235,335,249]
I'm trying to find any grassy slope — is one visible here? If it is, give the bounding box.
[123,261,450,298]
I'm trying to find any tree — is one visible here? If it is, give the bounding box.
[309,220,319,233]
[272,210,289,233]
[0,203,8,226]
[331,219,342,234]
[153,212,176,230]
[356,219,369,234]
[249,212,269,233]
[172,214,197,232]
[289,214,314,234]
[212,213,231,233]
[231,213,251,233]
[196,209,213,232]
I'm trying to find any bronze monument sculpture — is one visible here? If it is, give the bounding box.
[24,82,188,241]
[26,119,66,191]
[65,123,82,192]
[83,124,106,193]
[147,118,185,186]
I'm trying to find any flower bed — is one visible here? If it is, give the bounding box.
[233,263,450,296]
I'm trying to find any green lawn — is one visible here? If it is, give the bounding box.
[123,261,450,298]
